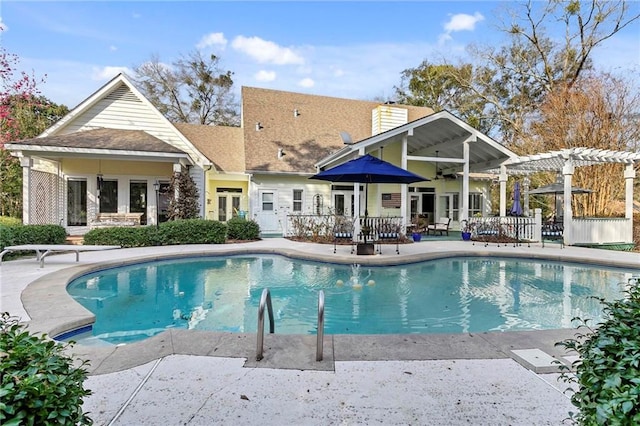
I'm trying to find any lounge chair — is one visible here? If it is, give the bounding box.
[427,217,451,236]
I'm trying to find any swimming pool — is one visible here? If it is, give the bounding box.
[65,254,635,345]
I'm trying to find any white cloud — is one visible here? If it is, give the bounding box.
[109,45,117,52]
[332,68,345,78]
[91,66,132,80]
[231,35,304,65]
[0,17,8,32]
[444,12,484,32]
[298,78,315,88]
[197,32,227,50]
[255,70,276,82]
[439,12,485,45]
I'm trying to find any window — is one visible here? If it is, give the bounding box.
[262,192,274,211]
[469,193,483,216]
[293,189,303,212]
[99,179,118,213]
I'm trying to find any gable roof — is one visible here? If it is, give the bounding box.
[35,73,211,167]
[241,86,432,174]
[174,123,245,173]
[317,110,518,174]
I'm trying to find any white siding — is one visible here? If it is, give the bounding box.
[61,84,207,166]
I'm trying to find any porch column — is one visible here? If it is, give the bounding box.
[562,161,574,245]
[401,134,409,231]
[460,137,471,223]
[20,157,32,224]
[625,164,636,220]
[353,148,366,239]
[522,176,530,217]
[499,166,507,217]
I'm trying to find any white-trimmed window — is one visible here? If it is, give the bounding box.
[469,193,483,216]
[293,189,303,212]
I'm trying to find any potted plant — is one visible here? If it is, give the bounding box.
[411,215,428,242]
[460,219,473,241]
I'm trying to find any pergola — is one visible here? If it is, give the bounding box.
[496,147,639,245]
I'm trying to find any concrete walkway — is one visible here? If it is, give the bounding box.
[2,238,638,425]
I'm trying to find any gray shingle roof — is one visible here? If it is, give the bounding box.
[173,123,244,173]
[241,87,432,174]
[16,128,185,154]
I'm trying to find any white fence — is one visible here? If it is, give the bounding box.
[571,218,632,244]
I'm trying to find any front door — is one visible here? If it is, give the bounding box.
[130,181,147,225]
[256,190,280,233]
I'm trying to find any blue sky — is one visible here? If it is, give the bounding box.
[2,1,639,109]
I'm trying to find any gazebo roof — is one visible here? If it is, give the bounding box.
[498,147,640,174]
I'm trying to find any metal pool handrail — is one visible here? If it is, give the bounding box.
[256,288,275,361]
[316,290,325,362]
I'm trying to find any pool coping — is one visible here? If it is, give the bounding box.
[17,243,640,375]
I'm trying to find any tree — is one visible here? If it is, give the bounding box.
[531,72,640,216]
[0,45,68,217]
[394,61,491,132]
[465,0,639,150]
[167,169,200,220]
[134,50,239,126]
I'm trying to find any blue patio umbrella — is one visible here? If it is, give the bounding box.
[310,154,429,214]
[509,181,523,216]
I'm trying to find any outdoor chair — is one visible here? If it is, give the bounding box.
[333,219,355,254]
[375,221,401,254]
[427,217,451,236]
[541,223,564,248]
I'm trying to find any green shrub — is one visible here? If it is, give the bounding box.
[11,225,67,246]
[156,219,226,245]
[0,216,21,226]
[83,226,152,248]
[0,225,16,250]
[557,277,640,424]
[0,313,92,425]
[227,217,260,240]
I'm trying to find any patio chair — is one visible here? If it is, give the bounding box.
[333,218,355,254]
[375,220,401,255]
[426,217,451,236]
[541,223,564,248]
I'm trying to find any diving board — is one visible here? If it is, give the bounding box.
[0,244,121,268]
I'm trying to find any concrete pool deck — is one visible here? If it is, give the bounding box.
[1,238,638,425]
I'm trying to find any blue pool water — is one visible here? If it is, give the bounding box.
[65,255,636,345]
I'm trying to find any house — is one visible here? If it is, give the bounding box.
[9,72,634,245]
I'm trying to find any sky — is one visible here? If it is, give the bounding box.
[2,1,639,109]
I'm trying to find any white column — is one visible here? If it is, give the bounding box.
[562,161,575,245]
[499,165,507,217]
[523,176,530,217]
[20,157,32,224]
[460,137,471,222]
[625,164,636,220]
[401,135,409,231]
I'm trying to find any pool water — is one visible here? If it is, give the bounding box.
[65,255,635,345]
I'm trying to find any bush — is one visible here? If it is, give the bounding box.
[156,219,226,245]
[0,224,67,253]
[0,216,21,226]
[557,277,640,424]
[226,217,260,240]
[83,226,153,248]
[11,225,67,246]
[0,313,92,425]
[0,225,15,250]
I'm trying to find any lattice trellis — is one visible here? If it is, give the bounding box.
[30,170,61,224]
